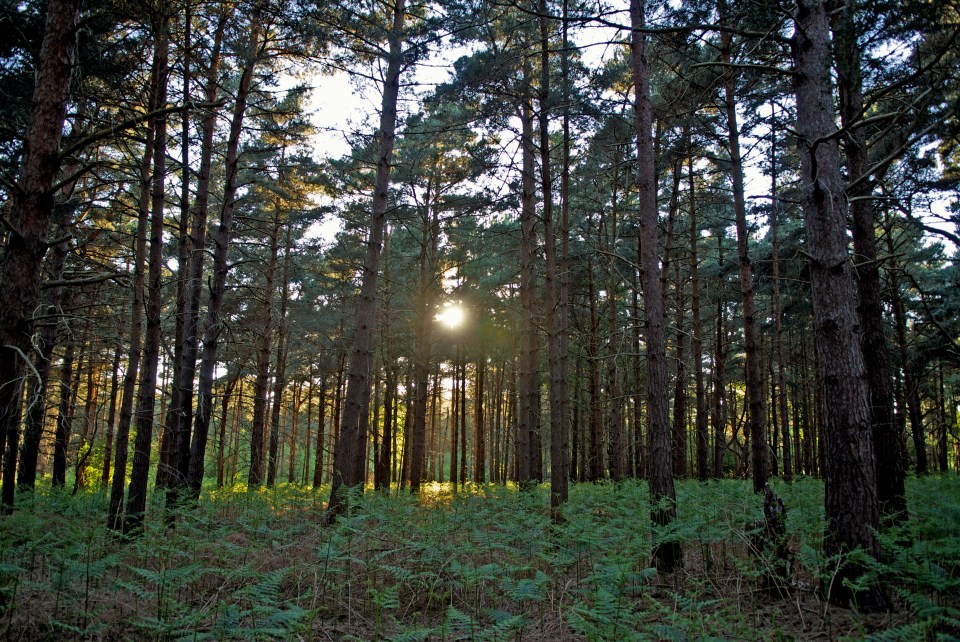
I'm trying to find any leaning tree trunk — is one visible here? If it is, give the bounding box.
[831,0,906,521]
[327,0,405,520]
[792,0,889,611]
[187,21,261,497]
[0,0,82,513]
[630,0,680,572]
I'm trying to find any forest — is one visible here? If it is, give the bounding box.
[0,0,959,638]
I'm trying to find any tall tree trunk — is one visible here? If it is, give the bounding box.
[888,258,926,475]
[630,0,680,572]
[720,3,768,493]
[831,1,906,520]
[187,21,261,497]
[606,155,627,481]
[108,116,155,532]
[474,358,485,483]
[712,242,727,478]
[216,372,240,488]
[268,217,294,486]
[517,57,540,489]
[100,312,124,487]
[327,0,405,519]
[0,0,82,513]
[51,336,76,488]
[660,160,683,477]
[792,0,889,610]
[160,12,226,495]
[557,0,572,498]
[156,2,193,494]
[313,377,328,488]
[689,156,708,481]
[250,208,281,488]
[539,0,568,512]
[410,190,438,493]
[587,241,603,481]
[74,358,100,490]
[123,10,170,536]
[632,238,645,478]
[769,117,792,481]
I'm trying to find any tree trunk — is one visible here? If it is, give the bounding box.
[831,0,906,520]
[410,190,438,493]
[587,241,603,481]
[517,57,540,489]
[268,219,294,486]
[689,156,709,481]
[720,4,768,493]
[327,0,405,519]
[792,0,889,610]
[51,336,76,488]
[187,21,261,497]
[216,373,240,488]
[250,208,281,488]
[630,0,680,572]
[0,0,82,513]
[100,313,124,487]
[108,114,155,531]
[474,358,485,483]
[712,243,727,478]
[768,118,792,481]
[123,10,170,536]
[540,0,568,512]
[606,155,627,481]
[18,236,71,488]
[159,12,227,495]
[313,377,328,488]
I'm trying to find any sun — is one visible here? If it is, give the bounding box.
[436,303,465,329]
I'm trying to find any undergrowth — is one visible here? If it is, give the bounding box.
[0,476,957,640]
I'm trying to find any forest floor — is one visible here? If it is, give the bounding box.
[0,475,958,640]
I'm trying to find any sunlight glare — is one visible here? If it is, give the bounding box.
[436,304,465,329]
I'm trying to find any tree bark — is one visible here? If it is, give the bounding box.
[187,21,261,497]
[719,2,768,493]
[108,108,155,532]
[517,56,541,488]
[250,203,281,488]
[630,0,680,572]
[792,0,889,610]
[539,0,568,512]
[123,10,170,536]
[410,188,438,493]
[159,11,226,495]
[269,223,293,486]
[768,116,792,481]
[17,236,71,488]
[327,0,405,519]
[831,0,906,520]
[0,0,82,513]
[689,156,708,481]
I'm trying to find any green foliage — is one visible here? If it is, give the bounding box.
[1,477,958,639]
